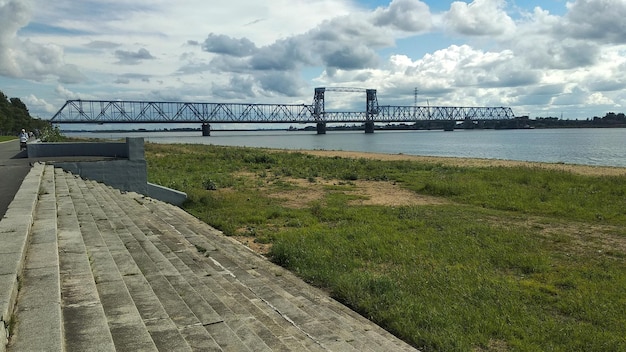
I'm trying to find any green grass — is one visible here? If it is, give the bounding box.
[0,136,17,142]
[146,143,626,351]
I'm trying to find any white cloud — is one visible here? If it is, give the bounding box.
[372,0,432,32]
[0,0,85,83]
[586,92,614,106]
[0,0,34,77]
[23,94,55,114]
[54,85,82,100]
[444,0,515,36]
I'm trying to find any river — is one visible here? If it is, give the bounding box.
[65,128,626,168]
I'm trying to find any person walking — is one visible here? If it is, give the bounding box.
[19,129,29,151]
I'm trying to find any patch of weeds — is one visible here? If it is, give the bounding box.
[267,210,283,220]
[202,178,218,190]
[244,226,257,236]
[604,250,625,259]
[255,235,274,244]
[194,244,208,254]
[244,153,275,164]
[341,172,359,181]
[309,201,324,219]
[285,218,303,227]
[8,315,18,337]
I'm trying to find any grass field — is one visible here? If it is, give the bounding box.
[0,136,17,142]
[146,143,626,352]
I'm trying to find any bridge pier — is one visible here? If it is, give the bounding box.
[364,121,375,134]
[316,123,326,134]
[202,123,211,136]
[443,121,455,132]
[462,117,475,129]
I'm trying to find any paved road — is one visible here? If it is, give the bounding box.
[0,139,31,217]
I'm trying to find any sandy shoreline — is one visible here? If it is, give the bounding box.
[275,149,626,177]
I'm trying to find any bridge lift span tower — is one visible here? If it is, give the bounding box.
[312,87,378,134]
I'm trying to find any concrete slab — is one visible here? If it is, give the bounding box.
[7,302,63,352]
[0,273,17,322]
[7,266,62,352]
[0,252,23,276]
[96,281,157,352]
[23,242,58,270]
[0,230,28,257]
[62,303,116,352]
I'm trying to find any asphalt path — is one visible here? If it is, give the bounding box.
[0,139,31,218]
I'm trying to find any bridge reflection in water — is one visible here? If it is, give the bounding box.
[50,87,516,135]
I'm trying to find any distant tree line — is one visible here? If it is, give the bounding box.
[0,90,65,141]
[528,112,626,128]
[594,112,626,122]
[0,90,50,136]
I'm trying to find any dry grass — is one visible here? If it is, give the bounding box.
[232,172,449,254]
[271,177,449,208]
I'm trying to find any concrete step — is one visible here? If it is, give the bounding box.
[91,181,258,351]
[125,191,417,351]
[7,165,62,352]
[64,173,205,351]
[93,184,320,351]
[54,168,117,351]
[143,203,366,349]
[133,201,346,351]
[84,178,237,350]
[0,163,44,352]
[63,173,160,351]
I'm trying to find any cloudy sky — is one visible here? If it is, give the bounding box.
[1,0,625,120]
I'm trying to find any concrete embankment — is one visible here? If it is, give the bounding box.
[1,145,418,351]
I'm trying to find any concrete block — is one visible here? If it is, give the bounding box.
[27,137,144,160]
[126,137,145,161]
[7,297,62,352]
[0,232,28,258]
[147,183,187,206]
[54,160,148,195]
[0,273,17,345]
[28,142,127,158]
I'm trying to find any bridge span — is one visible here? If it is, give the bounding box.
[50,87,516,135]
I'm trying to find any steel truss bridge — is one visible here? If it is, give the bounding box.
[51,87,516,134]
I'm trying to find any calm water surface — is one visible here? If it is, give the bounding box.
[68,128,626,168]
